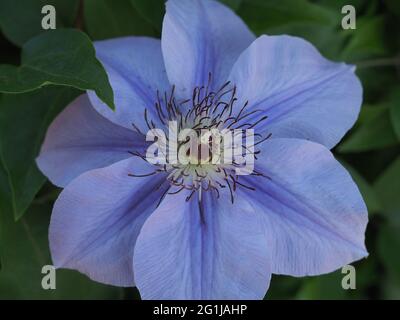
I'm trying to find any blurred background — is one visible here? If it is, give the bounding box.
[0,0,399,299]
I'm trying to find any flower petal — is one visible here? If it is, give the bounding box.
[241,138,368,276]
[87,37,170,130]
[50,157,169,286]
[229,35,363,149]
[133,189,271,300]
[162,0,255,97]
[36,94,146,187]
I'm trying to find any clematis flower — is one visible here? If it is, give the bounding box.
[36,0,368,299]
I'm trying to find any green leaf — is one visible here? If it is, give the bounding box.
[373,157,400,223]
[389,90,400,140]
[0,0,79,47]
[237,0,345,59]
[0,87,79,220]
[356,104,387,125]
[0,29,115,110]
[239,0,338,35]
[295,271,348,300]
[295,258,373,300]
[0,34,20,65]
[341,16,387,61]
[219,0,242,11]
[317,0,369,11]
[265,275,302,300]
[378,224,400,285]
[0,162,12,269]
[0,202,122,299]
[383,278,400,299]
[130,0,165,32]
[384,0,400,17]
[338,107,398,153]
[84,0,156,40]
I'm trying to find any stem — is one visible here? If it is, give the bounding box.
[74,0,84,30]
[356,55,400,69]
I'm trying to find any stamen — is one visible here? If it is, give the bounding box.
[225,178,234,204]
[127,73,272,203]
[168,186,185,195]
[131,122,145,135]
[186,190,196,202]
[128,171,158,178]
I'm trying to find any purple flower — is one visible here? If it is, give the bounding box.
[36,0,368,299]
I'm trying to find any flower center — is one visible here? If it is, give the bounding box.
[130,74,271,203]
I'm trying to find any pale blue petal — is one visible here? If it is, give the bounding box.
[241,138,368,276]
[50,157,169,286]
[88,37,170,131]
[162,0,255,97]
[229,35,363,149]
[133,189,271,300]
[37,94,146,187]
